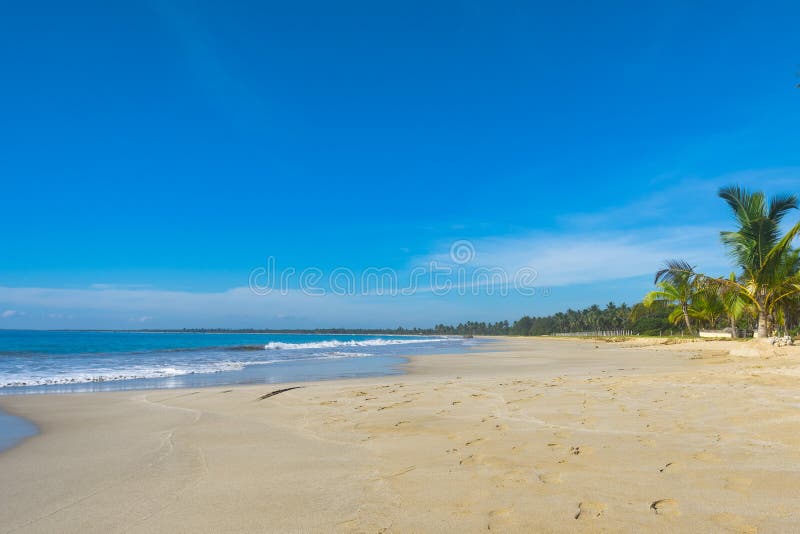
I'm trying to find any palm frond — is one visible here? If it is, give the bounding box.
[768,193,798,222]
[654,259,695,285]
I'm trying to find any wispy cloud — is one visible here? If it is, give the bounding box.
[559,168,800,231]
[0,285,465,329]
[90,283,152,290]
[1,310,18,319]
[429,169,800,288]
[426,226,730,289]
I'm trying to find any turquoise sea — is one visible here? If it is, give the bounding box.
[0,330,478,393]
[0,330,480,452]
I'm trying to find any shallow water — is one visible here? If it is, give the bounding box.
[0,331,480,393]
[0,410,38,453]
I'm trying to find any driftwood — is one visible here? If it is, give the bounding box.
[258,386,303,400]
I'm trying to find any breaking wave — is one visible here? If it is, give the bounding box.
[263,338,445,350]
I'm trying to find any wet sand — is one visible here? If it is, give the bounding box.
[2,337,800,533]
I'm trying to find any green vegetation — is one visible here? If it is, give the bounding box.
[643,260,697,335]
[643,186,800,339]
[508,302,674,337]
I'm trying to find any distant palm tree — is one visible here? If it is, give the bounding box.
[688,288,725,330]
[719,273,749,338]
[644,260,697,335]
[711,187,800,338]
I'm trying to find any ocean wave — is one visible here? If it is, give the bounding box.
[0,335,463,389]
[263,338,445,350]
[0,360,248,388]
[0,351,379,388]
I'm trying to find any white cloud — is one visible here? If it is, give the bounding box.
[0,285,453,328]
[90,283,151,290]
[1,310,17,318]
[425,225,731,289]
[559,168,800,231]
[424,169,800,289]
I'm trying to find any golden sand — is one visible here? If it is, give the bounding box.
[2,337,799,532]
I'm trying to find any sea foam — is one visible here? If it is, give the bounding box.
[263,338,445,350]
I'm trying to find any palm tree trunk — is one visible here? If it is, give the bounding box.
[755,290,769,339]
[729,315,737,339]
[681,305,694,336]
[757,310,769,338]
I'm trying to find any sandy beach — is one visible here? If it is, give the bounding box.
[2,337,800,533]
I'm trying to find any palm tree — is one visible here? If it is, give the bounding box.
[719,273,749,338]
[644,259,697,335]
[688,288,725,330]
[770,248,800,334]
[711,186,800,339]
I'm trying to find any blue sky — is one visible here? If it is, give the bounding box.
[2,1,800,328]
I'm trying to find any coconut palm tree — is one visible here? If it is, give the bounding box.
[719,273,749,338]
[712,186,800,338]
[771,248,800,333]
[644,259,697,335]
[688,288,726,330]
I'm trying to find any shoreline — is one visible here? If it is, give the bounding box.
[0,332,472,393]
[3,337,799,531]
[0,337,492,452]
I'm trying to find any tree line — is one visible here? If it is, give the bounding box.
[642,186,800,339]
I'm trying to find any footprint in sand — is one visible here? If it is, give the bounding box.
[724,476,752,493]
[459,454,484,466]
[538,472,562,484]
[487,508,514,530]
[711,512,758,533]
[377,400,412,411]
[575,501,607,520]
[637,437,656,447]
[693,451,722,463]
[569,446,593,456]
[491,470,526,487]
[489,508,513,518]
[650,499,680,516]
[658,461,684,473]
